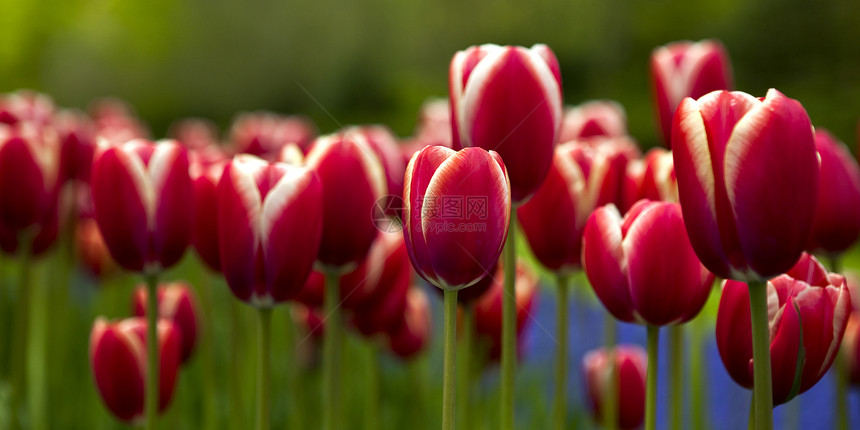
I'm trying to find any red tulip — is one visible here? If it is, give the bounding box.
[621,147,677,210]
[344,125,407,219]
[403,145,510,290]
[217,154,323,306]
[189,148,228,271]
[473,260,538,361]
[228,112,317,159]
[672,89,818,282]
[0,124,60,232]
[806,129,860,255]
[450,44,562,203]
[90,139,192,272]
[89,317,182,423]
[56,109,97,183]
[132,281,201,363]
[412,98,453,149]
[168,118,221,151]
[558,100,627,142]
[582,345,647,430]
[651,39,733,147]
[0,90,55,126]
[89,98,151,146]
[306,131,387,270]
[716,253,851,405]
[386,286,432,359]
[582,200,714,325]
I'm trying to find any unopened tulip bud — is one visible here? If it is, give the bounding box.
[582,345,647,430]
[132,281,202,363]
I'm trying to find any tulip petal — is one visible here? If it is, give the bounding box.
[218,157,264,301]
[715,280,755,389]
[582,205,636,322]
[150,141,192,269]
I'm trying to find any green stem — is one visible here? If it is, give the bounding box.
[322,272,342,430]
[27,256,46,430]
[749,280,774,430]
[668,325,683,430]
[836,350,849,430]
[229,297,246,430]
[365,344,379,430]
[198,270,217,430]
[690,314,708,430]
[256,308,272,430]
[500,210,517,430]
[552,275,568,430]
[144,271,160,430]
[603,311,618,430]
[10,234,33,429]
[408,357,427,430]
[645,326,660,430]
[460,306,474,430]
[442,289,458,430]
[285,305,304,430]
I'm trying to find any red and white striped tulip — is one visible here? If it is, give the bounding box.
[558,100,627,142]
[217,154,323,306]
[449,44,562,203]
[806,129,860,255]
[345,125,407,219]
[583,345,647,430]
[189,148,228,271]
[621,147,678,210]
[672,89,818,282]
[0,124,60,233]
[228,112,317,159]
[56,109,97,183]
[132,281,202,364]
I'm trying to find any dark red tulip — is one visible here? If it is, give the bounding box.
[558,100,627,142]
[651,39,733,147]
[89,317,182,423]
[450,44,562,203]
[0,124,60,233]
[403,145,510,290]
[672,89,818,281]
[228,112,317,158]
[189,149,228,271]
[218,154,323,306]
[582,345,647,430]
[91,139,192,272]
[473,260,538,361]
[56,109,97,183]
[806,129,860,255]
[582,200,714,325]
[716,253,851,405]
[306,131,387,271]
[386,286,432,359]
[132,281,201,363]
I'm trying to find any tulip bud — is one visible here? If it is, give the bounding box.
[450,44,563,203]
[56,109,97,183]
[0,124,60,232]
[89,317,182,423]
[217,154,323,306]
[189,148,228,271]
[473,260,538,361]
[306,131,387,271]
[386,286,432,359]
[651,39,733,147]
[806,129,860,255]
[403,145,510,290]
[132,281,201,363]
[228,112,317,159]
[558,100,627,142]
[672,89,818,282]
[90,139,193,273]
[582,345,647,430]
[716,253,851,405]
[582,200,714,325]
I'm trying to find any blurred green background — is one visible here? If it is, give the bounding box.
[2,0,860,147]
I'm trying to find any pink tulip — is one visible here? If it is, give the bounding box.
[716,253,851,404]
[132,281,202,363]
[558,100,627,142]
[411,98,453,149]
[651,39,733,147]
[449,44,562,203]
[306,131,387,270]
[90,139,192,272]
[582,200,714,325]
[386,286,432,359]
[806,129,860,255]
[672,89,818,281]
[582,345,647,430]
[403,145,510,290]
[89,317,182,423]
[217,154,323,306]
[0,90,55,126]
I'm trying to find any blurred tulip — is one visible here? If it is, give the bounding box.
[89,317,182,423]
[806,129,860,255]
[56,109,97,183]
[403,145,510,290]
[716,253,851,405]
[0,90,55,126]
[168,118,221,151]
[672,89,818,281]
[76,217,117,277]
[229,112,317,158]
[518,139,635,274]
[582,345,647,430]
[344,126,406,219]
[450,44,562,203]
[306,131,387,271]
[651,39,733,147]
[411,98,453,149]
[217,154,323,306]
[278,143,304,166]
[89,98,151,145]
[386,286,432,359]
[343,230,411,311]
[558,100,627,142]
[473,260,538,361]
[132,281,202,363]
[0,124,59,233]
[582,200,714,325]
[844,313,860,385]
[620,147,677,211]
[292,304,325,368]
[189,149,227,271]
[90,139,192,272]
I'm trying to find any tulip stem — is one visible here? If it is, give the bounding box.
[365,344,380,430]
[460,305,474,430]
[749,280,774,430]
[603,311,619,430]
[442,289,458,430]
[690,310,708,430]
[501,210,517,430]
[144,271,160,430]
[322,272,342,430]
[10,233,33,429]
[829,256,849,430]
[256,308,272,430]
[552,274,568,430]
[645,326,660,430]
[668,325,683,430]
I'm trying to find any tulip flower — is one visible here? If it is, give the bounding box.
[132,281,202,364]
[89,317,181,423]
[408,98,453,152]
[582,345,647,430]
[76,217,117,278]
[650,39,733,147]
[168,118,221,151]
[189,149,228,272]
[0,124,60,233]
[56,109,97,183]
[228,112,317,159]
[806,129,860,256]
[716,253,851,405]
[386,286,432,359]
[89,98,151,146]
[622,147,678,209]
[344,126,407,220]
[473,260,538,362]
[558,100,627,142]
[0,90,55,126]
